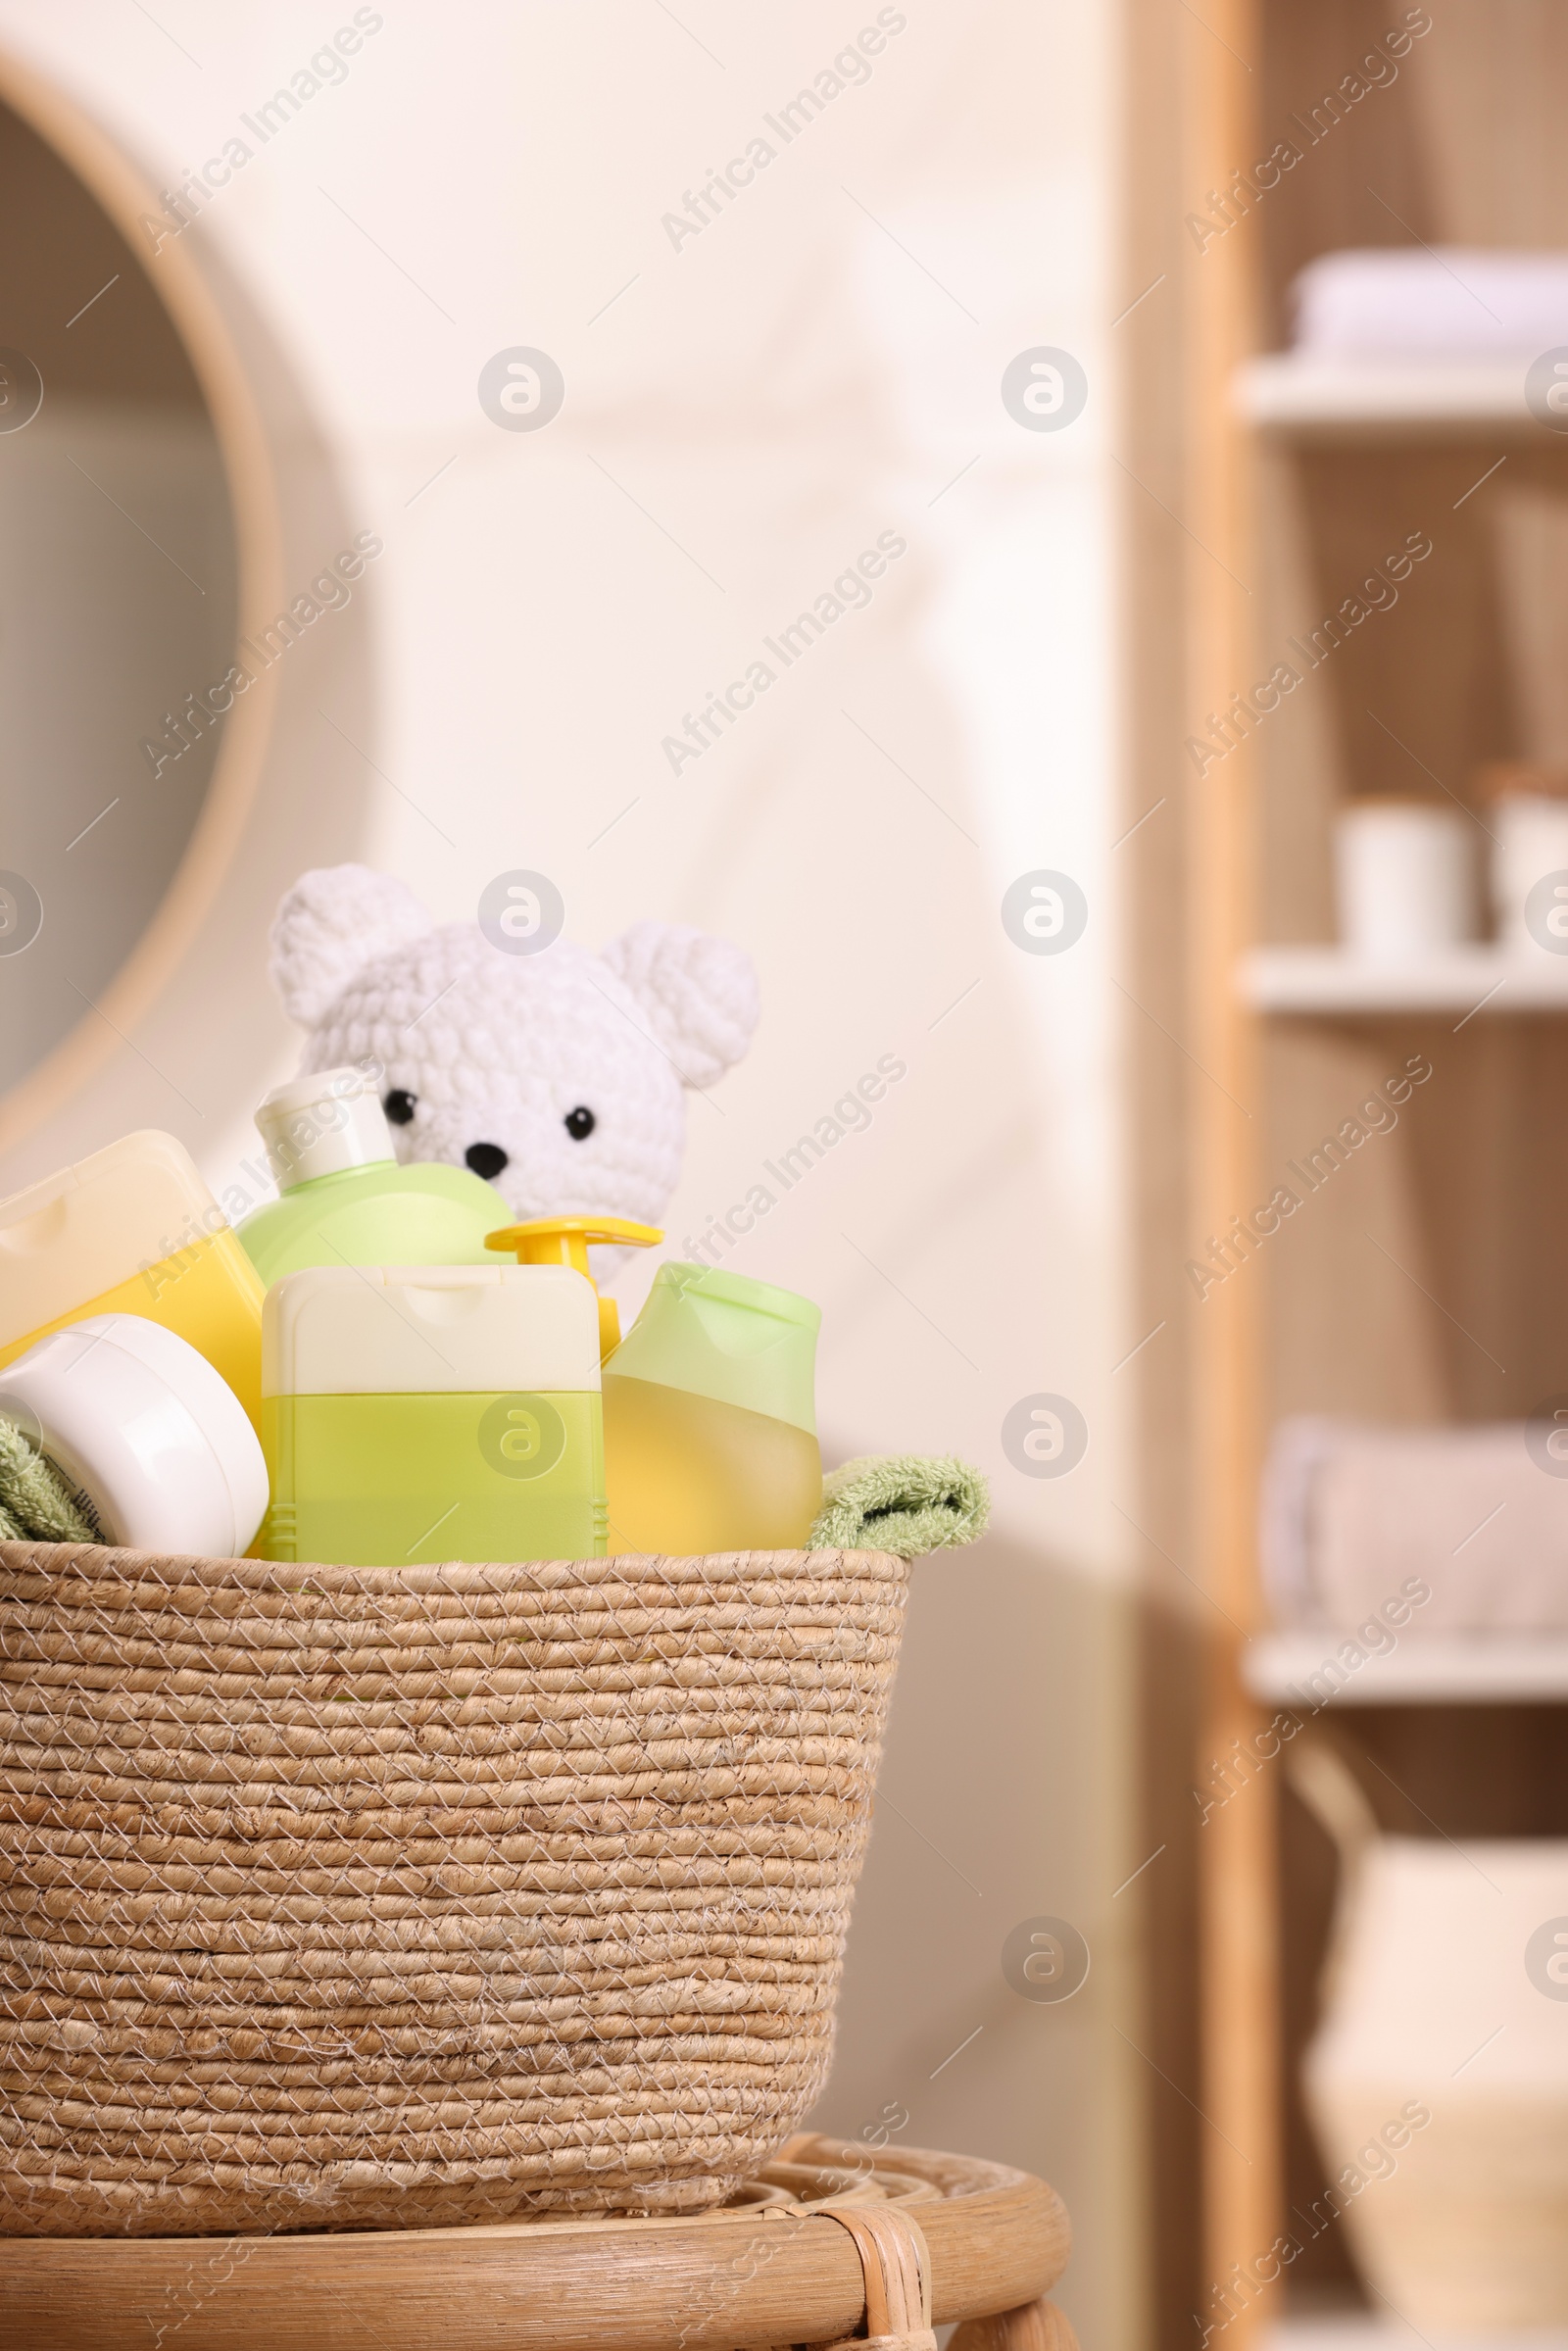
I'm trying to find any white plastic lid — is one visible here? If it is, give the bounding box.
[255,1064,394,1189]
[0,1313,269,1555]
[263,1264,601,1396]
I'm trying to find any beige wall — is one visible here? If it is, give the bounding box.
[814,1539,1142,2351]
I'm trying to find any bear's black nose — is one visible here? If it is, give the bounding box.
[465,1143,509,1181]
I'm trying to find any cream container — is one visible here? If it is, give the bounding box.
[0,1313,268,1555]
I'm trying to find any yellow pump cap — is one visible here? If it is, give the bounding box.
[485,1216,663,1358]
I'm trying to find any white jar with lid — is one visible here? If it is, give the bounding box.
[1334,800,1477,960]
[1492,793,1568,950]
[0,1313,268,1555]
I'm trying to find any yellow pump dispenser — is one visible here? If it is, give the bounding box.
[485,1217,662,1359]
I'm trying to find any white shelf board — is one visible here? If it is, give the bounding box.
[1245,1631,1568,1705]
[1239,945,1568,1013]
[1264,2318,1568,2351]
[1235,352,1551,436]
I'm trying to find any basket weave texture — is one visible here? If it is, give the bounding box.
[0,1539,908,2237]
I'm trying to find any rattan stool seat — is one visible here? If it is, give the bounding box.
[2,2136,1077,2351]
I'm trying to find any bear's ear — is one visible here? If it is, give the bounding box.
[603,922,760,1089]
[270,864,432,1028]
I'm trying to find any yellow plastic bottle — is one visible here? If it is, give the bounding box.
[0,1132,265,1430]
[599,1263,822,1556]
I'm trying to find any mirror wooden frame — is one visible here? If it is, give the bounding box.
[0,43,285,1156]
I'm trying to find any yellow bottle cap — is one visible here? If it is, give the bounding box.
[485,1216,663,1359]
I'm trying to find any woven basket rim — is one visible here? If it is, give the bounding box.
[0,1541,906,1578]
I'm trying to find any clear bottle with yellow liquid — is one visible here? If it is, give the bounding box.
[603,1264,821,1554]
[484,1226,822,1556]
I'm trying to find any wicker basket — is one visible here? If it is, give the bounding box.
[0,1538,908,2237]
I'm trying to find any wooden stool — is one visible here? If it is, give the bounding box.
[3,2135,1078,2351]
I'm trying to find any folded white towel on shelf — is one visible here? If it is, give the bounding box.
[1261,1416,1568,1630]
[1291,248,1568,357]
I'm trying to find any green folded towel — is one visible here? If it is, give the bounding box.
[809,1453,990,1559]
[0,1416,98,1544]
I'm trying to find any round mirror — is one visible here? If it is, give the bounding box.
[0,92,237,1094]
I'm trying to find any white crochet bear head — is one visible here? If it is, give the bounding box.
[269,865,760,1230]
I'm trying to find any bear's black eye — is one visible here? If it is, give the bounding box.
[383,1090,417,1126]
[564,1105,596,1141]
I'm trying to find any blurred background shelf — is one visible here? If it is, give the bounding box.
[1245,1632,1568,1705]
[1234,353,1552,438]
[1237,945,1568,1012]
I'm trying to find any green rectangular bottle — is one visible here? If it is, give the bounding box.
[261,1263,607,1565]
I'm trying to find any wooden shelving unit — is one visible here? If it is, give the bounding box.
[1179,4,1275,2339]
[1166,8,1568,2349]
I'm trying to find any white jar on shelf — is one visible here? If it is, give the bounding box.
[1334,800,1478,961]
[1492,791,1568,951]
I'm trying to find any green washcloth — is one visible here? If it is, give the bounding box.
[809,1453,990,1559]
[0,1416,98,1544]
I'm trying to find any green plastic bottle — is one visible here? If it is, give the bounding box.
[260,1262,607,1565]
[601,1263,821,1555]
[237,1065,507,1287]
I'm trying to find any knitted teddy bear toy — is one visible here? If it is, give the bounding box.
[269,865,760,1230]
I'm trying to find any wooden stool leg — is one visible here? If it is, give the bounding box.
[951,2297,1081,2351]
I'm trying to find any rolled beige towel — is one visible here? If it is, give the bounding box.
[1293,248,1568,357]
[1262,1417,1568,1630]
